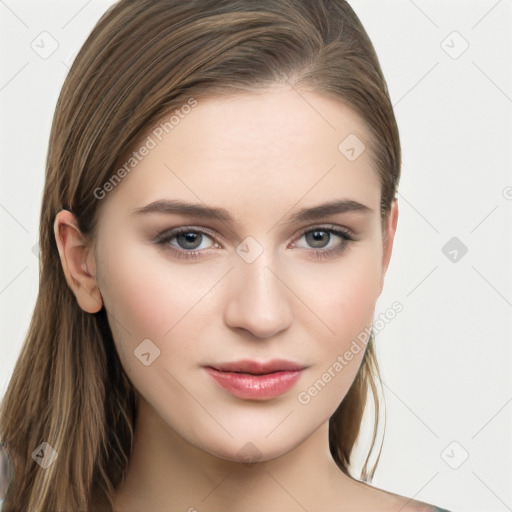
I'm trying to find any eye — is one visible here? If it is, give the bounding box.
[172,230,213,251]
[153,224,356,261]
[154,226,219,259]
[303,230,334,249]
[291,225,355,259]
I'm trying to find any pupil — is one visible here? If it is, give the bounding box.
[306,230,329,248]
[177,232,201,250]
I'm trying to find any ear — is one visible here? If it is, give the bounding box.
[53,210,103,313]
[379,198,399,294]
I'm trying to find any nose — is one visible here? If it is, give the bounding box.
[223,248,293,339]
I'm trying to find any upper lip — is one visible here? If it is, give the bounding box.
[207,359,305,375]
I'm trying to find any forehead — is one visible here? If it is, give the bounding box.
[96,87,380,224]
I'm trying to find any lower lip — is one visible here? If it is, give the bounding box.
[205,367,303,400]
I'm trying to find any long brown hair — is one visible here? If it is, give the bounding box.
[0,1,400,510]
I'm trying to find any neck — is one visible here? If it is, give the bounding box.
[112,395,359,512]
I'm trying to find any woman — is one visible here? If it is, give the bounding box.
[0,0,451,510]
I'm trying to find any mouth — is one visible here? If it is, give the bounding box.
[204,359,306,400]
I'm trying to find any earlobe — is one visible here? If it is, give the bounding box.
[379,198,399,294]
[53,210,103,314]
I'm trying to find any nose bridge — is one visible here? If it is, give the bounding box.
[223,237,293,338]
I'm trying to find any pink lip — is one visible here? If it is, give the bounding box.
[205,359,305,400]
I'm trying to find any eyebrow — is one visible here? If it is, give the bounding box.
[132,198,372,224]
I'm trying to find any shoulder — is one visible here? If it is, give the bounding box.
[405,506,452,512]
[382,495,451,512]
[347,478,451,512]
[399,503,451,512]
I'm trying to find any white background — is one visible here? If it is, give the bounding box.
[1,1,511,511]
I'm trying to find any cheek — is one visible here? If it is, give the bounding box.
[96,245,218,405]
[294,244,383,343]
[98,240,218,337]
[293,255,381,411]
[96,240,229,378]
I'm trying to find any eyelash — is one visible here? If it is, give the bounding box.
[153,225,356,261]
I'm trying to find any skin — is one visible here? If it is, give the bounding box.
[54,86,434,511]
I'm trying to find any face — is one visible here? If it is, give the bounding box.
[62,86,397,463]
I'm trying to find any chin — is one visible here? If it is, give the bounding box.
[204,443,285,466]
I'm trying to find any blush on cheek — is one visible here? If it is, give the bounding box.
[101,257,174,337]
[320,270,379,340]
[101,255,224,373]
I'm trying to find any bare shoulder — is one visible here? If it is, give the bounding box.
[346,478,451,512]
